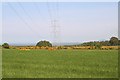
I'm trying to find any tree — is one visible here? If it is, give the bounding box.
[2,43,9,49]
[100,41,110,46]
[109,37,119,46]
[119,40,120,45]
[95,42,102,49]
[36,40,52,47]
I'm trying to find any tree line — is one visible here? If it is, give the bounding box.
[80,37,120,47]
[1,37,120,49]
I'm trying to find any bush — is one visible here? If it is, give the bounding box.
[109,37,119,46]
[2,43,9,49]
[36,40,52,47]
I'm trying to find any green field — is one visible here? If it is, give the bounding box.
[2,49,118,78]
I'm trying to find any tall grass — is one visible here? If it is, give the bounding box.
[2,49,118,78]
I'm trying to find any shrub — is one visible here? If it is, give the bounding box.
[36,40,52,47]
[2,43,9,49]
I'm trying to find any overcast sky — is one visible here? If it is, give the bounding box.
[1,2,118,45]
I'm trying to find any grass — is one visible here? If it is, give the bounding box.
[2,49,118,78]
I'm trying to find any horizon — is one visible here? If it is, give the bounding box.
[1,36,116,46]
[1,2,118,45]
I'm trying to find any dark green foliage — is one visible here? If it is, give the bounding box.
[81,41,95,46]
[109,37,119,46]
[80,37,119,46]
[2,43,9,49]
[119,40,120,45]
[36,40,52,47]
[94,42,102,49]
[100,41,111,46]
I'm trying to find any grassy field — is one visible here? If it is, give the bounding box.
[2,49,118,78]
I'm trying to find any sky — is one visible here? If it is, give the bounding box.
[1,2,118,45]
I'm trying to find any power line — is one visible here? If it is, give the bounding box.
[17,2,33,22]
[56,0,60,21]
[33,2,47,22]
[46,1,53,21]
[46,0,61,45]
[17,1,45,36]
[7,2,41,38]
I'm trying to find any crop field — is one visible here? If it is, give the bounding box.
[2,49,118,78]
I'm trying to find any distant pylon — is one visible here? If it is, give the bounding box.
[52,19,60,46]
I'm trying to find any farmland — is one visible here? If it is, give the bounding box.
[2,49,118,78]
